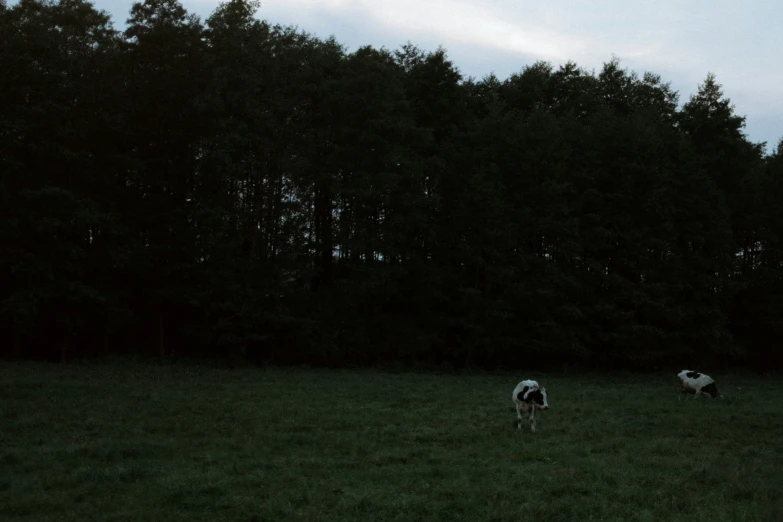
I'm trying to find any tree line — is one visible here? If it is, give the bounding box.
[2,0,782,370]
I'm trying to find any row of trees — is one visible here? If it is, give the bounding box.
[2,0,782,370]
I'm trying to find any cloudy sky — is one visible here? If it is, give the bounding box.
[96,0,781,153]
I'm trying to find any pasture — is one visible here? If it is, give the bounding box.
[1,361,782,521]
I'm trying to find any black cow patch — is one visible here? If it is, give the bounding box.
[516,386,529,402]
[701,382,718,398]
[686,371,701,379]
[525,389,545,406]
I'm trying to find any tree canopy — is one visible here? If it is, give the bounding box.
[2,0,781,370]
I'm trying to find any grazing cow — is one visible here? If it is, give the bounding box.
[512,379,549,432]
[677,370,721,400]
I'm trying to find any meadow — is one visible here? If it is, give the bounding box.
[1,361,782,521]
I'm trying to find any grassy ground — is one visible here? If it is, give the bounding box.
[1,361,782,521]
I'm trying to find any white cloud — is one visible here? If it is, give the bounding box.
[261,0,594,62]
[96,0,783,149]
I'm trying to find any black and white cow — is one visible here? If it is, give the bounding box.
[512,379,549,432]
[677,370,721,400]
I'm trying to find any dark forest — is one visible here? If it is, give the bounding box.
[2,0,782,371]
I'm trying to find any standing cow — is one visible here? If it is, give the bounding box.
[512,379,549,432]
[677,370,721,400]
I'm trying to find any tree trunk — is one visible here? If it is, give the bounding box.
[267,162,283,261]
[159,314,165,359]
[315,186,333,287]
[250,178,264,262]
[14,331,22,358]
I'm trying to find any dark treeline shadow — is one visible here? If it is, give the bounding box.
[2,0,782,371]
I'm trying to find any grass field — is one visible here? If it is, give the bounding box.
[1,361,782,521]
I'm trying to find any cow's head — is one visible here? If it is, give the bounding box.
[520,386,549,410]
[702,382,719,398]
[539,387,549,410]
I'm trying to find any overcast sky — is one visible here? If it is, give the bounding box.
[96,0,781,153]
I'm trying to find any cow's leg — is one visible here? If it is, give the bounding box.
[516,406,523,430]
[529,407,536,432]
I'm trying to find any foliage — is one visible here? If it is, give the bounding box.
[2,0,781,369]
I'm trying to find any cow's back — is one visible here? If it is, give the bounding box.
[512,380,539,402]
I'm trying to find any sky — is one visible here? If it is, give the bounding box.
[94,0,781,153]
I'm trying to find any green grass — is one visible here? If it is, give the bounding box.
[1,361,782,521]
